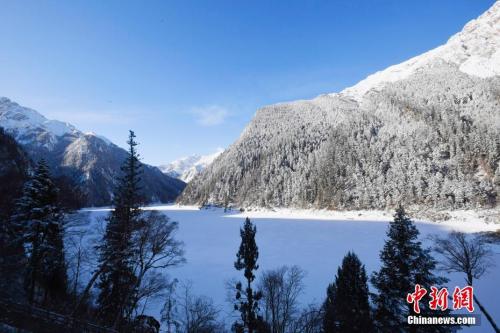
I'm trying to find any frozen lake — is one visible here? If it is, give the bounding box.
[74,205,500,332]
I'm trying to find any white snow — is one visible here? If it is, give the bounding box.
[0,97,76,138]
[70,205,500,331]
[223,207,500,234]
[159,148,224,183]
[84,131,112,145]
[341,1,500,99]
[44,119,75,136]
[0,97,119,154]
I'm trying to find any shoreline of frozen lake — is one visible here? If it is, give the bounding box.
[72,205,499,332]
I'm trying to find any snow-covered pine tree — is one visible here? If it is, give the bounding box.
[233,217,267,333]
[323,252,373,333]
[96,130,143,328]
[371,207,451,333]
[13,159,67,305]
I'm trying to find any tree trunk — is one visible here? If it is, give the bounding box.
[474,295,499,333]
[248,279,254,333]
[71,260,108,317]
[73,247,81,296]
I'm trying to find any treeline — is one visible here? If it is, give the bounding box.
[157,207,497,332]
[1,128,498,332]
[0,127,85,213]
[0,130,186,332]
[224,210,445,333]
[180,64,500,210]
[222,208,498,333]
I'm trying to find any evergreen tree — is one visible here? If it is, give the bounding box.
[40,212,67,305]
[323,279,337,333]
[0,128,29,301]
[0,214,26,301]
[234,217,266,333]
[13,159,67,305]
[323,252,373,333]
[371,207,451,333]
[0,127,29,218]
[96,130,143,328]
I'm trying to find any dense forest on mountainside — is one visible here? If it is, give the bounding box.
[180,65,500,210]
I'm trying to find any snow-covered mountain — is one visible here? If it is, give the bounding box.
[0,97,79,148]
[0,97,186,206]
[342,2,500,99]
[179,2,500,210]
[160,148,224,183]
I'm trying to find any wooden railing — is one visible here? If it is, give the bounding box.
[0,298,118,333]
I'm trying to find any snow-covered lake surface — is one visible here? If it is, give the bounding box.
[73,205,499,332]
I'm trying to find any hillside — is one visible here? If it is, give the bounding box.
[0,98,185,206]
[179,2,500,210]
[0,127,30,217]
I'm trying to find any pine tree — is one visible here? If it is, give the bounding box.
[234,217,265,333]
[0,127,29,218]
[371,207,451,333]
[96,130,143,328]
[13,159,67,305]
[40,213,67,305]
[323,252,373,333]
[0,215,26,301]
[323,279,337,333]
[0,128,29,301]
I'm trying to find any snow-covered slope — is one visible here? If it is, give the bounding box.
[341,1,500,99]
[160,148,224,183]
[180,2,500,210]
[0,97,79,149]
[0,97,186,206]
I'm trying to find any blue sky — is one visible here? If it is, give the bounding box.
[0,0,494,165]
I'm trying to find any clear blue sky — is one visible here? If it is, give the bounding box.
[0,0,494,165]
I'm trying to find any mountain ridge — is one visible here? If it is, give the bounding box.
[341,1,500,99]
[159,148,224,183]
[0,97,186,207]
[179,2,500,210]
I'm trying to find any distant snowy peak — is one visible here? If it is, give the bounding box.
[341,1,500,99]
[0,97,77,140]
[0,96,186,206]
[84,131,112,146]
[0,97,116,151]
[160,148,224,183]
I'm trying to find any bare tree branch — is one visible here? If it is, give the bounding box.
[258,265,305,333]
[433,232,498,332]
